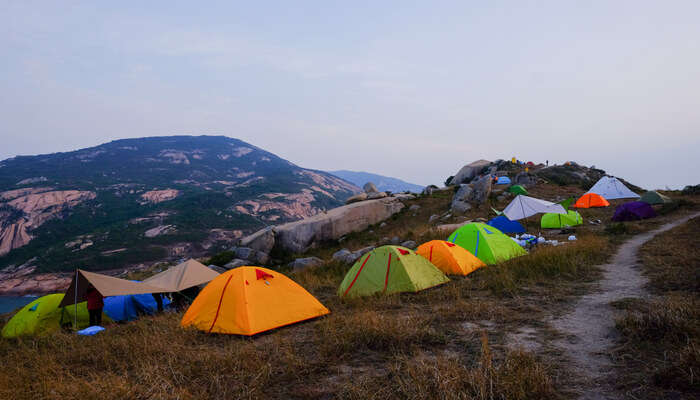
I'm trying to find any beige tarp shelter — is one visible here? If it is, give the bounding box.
[143,259,219,292]
[59,269,169,307]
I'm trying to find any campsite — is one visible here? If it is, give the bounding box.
[2,3,700,399]
[1,163,698,399]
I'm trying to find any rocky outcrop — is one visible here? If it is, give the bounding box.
[449,175,492,214]
[140,189,180,204]
[0,261,72,295]
[345,193,368,204]
[0,189,96,255]
[451,159,492,185]
[451,185,473,214]
[234,190,323,221]
[287,257,323,270]
[144,225,176,238]
[363,182,379,193]
[240,197,405,254]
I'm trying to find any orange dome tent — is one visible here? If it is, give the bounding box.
[181,267,329,335]
[573,193,610,208]
[416,240,486,276]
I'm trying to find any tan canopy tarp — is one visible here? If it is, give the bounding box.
[59,270,169,307]
[143,259,220,292]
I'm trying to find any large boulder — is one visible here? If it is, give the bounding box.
[345,193,368,204]
[469,175,493,205]
[514,171,535,185]
[238,227,275,254]
[451,159,492,185]
[265,197,405,254]
[367,191,387,200]
[363,182,379,193]
[451,185,473,214]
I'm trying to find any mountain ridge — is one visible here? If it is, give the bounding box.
[329,170,424,193]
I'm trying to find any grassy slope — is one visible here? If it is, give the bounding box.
[0,185,697,399]
[612,216,700,399]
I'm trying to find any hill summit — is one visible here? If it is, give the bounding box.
[0,136,359,274]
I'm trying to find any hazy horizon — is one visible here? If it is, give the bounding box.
[1,2,699,189]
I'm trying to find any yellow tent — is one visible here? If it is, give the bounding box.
[181,266,330,335]
[416,240,485,276]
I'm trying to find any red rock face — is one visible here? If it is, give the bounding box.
[0,189,96,255]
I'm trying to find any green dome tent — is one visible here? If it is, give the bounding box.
[541,210,583,229]
[1,294,104,338]
[508,185,528,195]
[447,223,526,265]
[338,246,449,298]
[639,191,672,205]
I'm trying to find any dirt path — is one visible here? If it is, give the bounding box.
[551,212,700,400]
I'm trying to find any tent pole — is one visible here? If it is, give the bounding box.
[74,269,78,330]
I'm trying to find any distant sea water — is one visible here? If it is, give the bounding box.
[0,296,38,314]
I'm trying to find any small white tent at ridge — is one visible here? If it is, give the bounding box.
[585,176,639,200]
[503,195,567,221]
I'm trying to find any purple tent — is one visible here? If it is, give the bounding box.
[612,201,658,222]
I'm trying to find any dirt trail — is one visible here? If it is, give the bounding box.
[551,212,700,400]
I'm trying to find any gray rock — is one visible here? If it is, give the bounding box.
[429,214,440,223]
[223,259,248,269]
[451,184,474,214]
[355,246,374,257]
[441,213,453,220]
[452,159,492,185]
[333,249,363,264]
[422,185,439,195]
[287,257,324,270]
[238,227,275,254]
[408,204,421,211]
[363,182,379,193]
[514,171,535,185]
[393,193,416,200]
[233,247,254,260]
[273,197,404,254]
[390,236,401,245]
[469,175,493,204]
[255,251,270,265]
[400,240,417,249]
[366,191,387,200]
[345,192,368,204]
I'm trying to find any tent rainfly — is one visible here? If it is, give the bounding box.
[59,270,169,308]
[586,176,640,200]
[503,195,567,221]
[143,259,220,292]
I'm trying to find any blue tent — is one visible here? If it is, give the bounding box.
[103,293,170,322]
[487,215,525,234]
[496,176,511,184]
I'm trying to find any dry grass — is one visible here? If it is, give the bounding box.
[612,217,700,399]
[2,184,694,399]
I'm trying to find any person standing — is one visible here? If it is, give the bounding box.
[86,285,104,326]
[152,293,164,313]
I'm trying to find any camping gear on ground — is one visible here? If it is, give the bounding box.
[541,210,583,228]
[612,201,658,222]
[447,223,527,264]
[639,191,672,205]
[77,326,105,336]
[1,294,107,338]
[508,185,528,195]
[182,267,329,335]
[503,195,567,221]
[586,176,639,199]
[573,193,610,208]
[415,240,485,276]
[338,246,449,297]
[143,259,220,292]
[103,293,171,322]
[487,215,526,233]
[496,176,511,184]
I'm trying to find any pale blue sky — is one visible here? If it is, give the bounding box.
[1,1,698,189]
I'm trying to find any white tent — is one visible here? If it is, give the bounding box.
[586,176,640,200]
[503,195,567,221]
